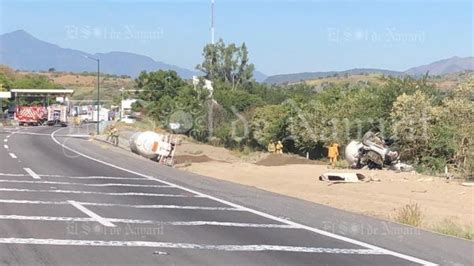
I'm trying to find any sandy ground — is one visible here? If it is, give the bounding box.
[175,141,473,229]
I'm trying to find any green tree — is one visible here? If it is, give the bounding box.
[390,91,433,162]
[134,70,208,132]
[434,78,474,177]
[196,39,255,89]
[251,105,290,147]
[0,73,11,91]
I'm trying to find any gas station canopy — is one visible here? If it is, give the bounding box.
[10,89,74,97]
[0,92,11,99]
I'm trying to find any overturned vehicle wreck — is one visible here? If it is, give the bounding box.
[345,131,412,171]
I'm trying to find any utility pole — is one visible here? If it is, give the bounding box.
[211,0,215,44]
[84,55,100,135]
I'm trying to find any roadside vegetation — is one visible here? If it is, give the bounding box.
[393,202,473,240]
[127,40,473,179]
[0,40,473,179]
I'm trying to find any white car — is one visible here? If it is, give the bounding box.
[121,115,136,124]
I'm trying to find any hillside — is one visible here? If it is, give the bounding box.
[299,70,473,91]
[264,56,474,84]
[264,68,402,84]
[0,30,267,82]
[0,30,197,79]
[405,56,474,75]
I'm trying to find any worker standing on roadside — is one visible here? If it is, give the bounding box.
[267,141,276,154]
[110,126,119,146]
[328,143,339,167]
[276,140,284,154]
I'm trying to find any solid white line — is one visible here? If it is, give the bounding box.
[165,221,298,228]
[0,180,172,188]
[0,215,92,222]
[0,188,199,198]
[80,202,240,211]
[3,145,8,149]
[65,176,147,181]
[68,200,115,227]
[11,132,89,138]
[0,173,63,177]
[0,215,297,228]
[0,199,241,211]
[0,238,384,254]
[0,173,26,177]
[8,153,17,159]
[23,168,41,180]
[51,128,437,265]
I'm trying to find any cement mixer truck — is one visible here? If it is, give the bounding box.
[130,131,177,166]
[345,130,399,169]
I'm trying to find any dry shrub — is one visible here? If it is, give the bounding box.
[394,203,423,227]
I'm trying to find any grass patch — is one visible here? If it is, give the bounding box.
[394,203,424,227]
[190,150,203,155]
[334,160,349,169]
[433,219,474,240]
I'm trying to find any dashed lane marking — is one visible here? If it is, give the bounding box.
[3,145,8,149]
[51,128,437,266]
[68,200,115,227]
[23,168,41,180]
[8,153,16,159]
[0,238,384,254]
[0,188,201,198]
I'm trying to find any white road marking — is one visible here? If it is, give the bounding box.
[23,168,41,180]
[0,215,297,228]
[163,221,298,228]
[66,176,147,181]
[0,215,91,222]
[4,139,7,142]
[3,145,8,149]
[51,128,437,265]
[0,188,200,198]
[0,179,172,188]
[0,173,63,177]
[0,238,384,254]
[0,199,241,211]
[0,173,145,180]
[9,132,89,138]
[8,153,17,159]
[0,173,26,177]
[68,200,115,227]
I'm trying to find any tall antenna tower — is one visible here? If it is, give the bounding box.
[211,0,215,44]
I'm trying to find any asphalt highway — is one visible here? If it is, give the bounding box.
[0,125,472,265]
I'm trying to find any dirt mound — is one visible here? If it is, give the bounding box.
[255,154,324,166]
[174,155,215,164]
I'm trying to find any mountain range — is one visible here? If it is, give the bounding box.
[0,30,198,79]
[264,56,473,84]
[0,30,472,84]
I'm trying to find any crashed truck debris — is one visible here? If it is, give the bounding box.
[344,131,413,171]
[319,173,369,183]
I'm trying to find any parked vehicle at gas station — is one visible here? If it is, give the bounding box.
[9,89,74,127]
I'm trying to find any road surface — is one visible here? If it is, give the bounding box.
[0,125,472,265]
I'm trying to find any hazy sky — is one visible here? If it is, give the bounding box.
[0,0,472,75]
